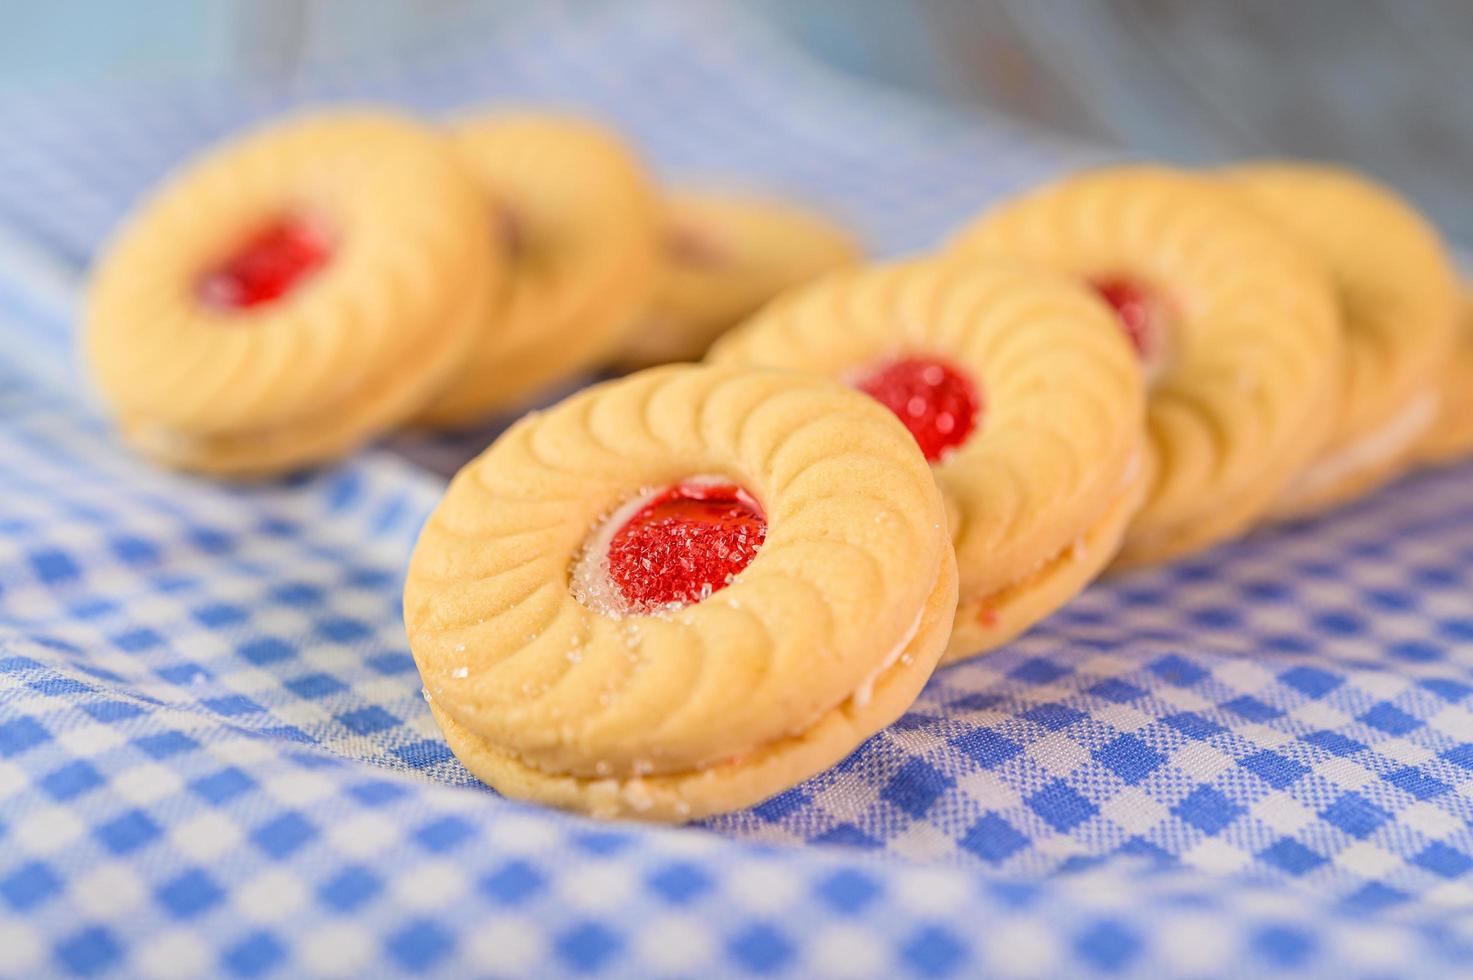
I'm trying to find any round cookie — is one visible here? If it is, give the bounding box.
[951,166,1342,569]
[614,190,861,368]
[1223,165,1459,513]
[1419,294,1473,465]
[415,113,660,426]
[709,259,1146,661]
[404,364,957,821]
[85,110,496,476]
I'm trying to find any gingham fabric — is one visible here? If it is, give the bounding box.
[2,4,1472,977]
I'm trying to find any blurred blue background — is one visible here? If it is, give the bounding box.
[1,0,1468,240]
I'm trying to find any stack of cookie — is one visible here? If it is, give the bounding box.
[401,163,1469,821]
[84,109,1471,822]
[84,109,857,475]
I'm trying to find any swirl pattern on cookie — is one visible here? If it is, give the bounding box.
[404,365,956,820]
[85,111,495,476]
[1419,294,1473,464]
[416,113,660,426]
[1224,164,1459,512]
[950,166,1341,568]
[615,191,861,368]
[709,259,1146,661]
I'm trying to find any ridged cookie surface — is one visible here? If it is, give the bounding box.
[951,166,1341,568]
[1225,164,1458,513]
[615,191,860,368]
[86,110,495,475]
[709,259,1146,661]
[416,113,660,425]
[404,364,956,820]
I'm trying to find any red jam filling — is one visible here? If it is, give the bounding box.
[1090,277,1165,363]
[666,223,728,268]
[497,207,526,259]
[607,482,766,612]
[198,217,332,310]
[854,357,981,463]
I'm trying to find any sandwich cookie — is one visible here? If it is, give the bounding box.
[1224,164,1459,512]
[708,260,1147,661]
[614,190,860,368]
[951,166,1341,568]
[85,110,496,476]
[1419,294,1473,465]
[404,364,956,821]
[415,113,660,426]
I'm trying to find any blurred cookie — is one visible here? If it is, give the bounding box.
[615,191,860,368]
[405,365,955,821]
[951,166,1341,568]
[1224,164,1459,514]
[709,259,1146,661]
[1419,293,1473,464]
[415,113,660,427]
[85,110,494,476]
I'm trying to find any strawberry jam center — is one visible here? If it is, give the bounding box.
[199,217,332,310]
[667,223,728,268]
[854,357,981,462]
[1091,277,1165,363]
[497,206,526,259]
[606,482,765,612]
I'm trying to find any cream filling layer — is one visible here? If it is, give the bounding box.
[850,600,926,710]
[1281,390,1439,503]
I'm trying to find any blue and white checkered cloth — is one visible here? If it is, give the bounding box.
[2,3,1472,976]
